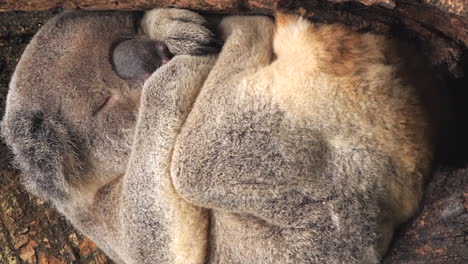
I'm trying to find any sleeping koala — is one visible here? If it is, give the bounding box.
[1,8,438,264]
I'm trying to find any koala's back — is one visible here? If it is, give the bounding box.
[172,15,436,263]
[174,74,387,263]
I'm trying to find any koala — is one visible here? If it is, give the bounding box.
[1,8,439,264]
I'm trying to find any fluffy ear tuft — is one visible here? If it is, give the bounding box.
[275,12,300,29]
[273,12,314,61]
[1,109,81,206]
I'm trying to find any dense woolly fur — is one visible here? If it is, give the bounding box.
[1,110,76,205]
[0,8,437,264]
[173,13,435,263]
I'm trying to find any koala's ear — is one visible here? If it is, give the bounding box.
[1,109,80,205]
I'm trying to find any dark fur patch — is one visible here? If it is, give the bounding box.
[1,110,75,203]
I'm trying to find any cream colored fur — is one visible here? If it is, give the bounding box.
[271,14,432,223]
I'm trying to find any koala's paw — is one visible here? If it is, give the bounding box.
[142,8,222,55]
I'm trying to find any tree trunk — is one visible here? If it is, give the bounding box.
[0,0,466,16]
[384,168,468,263]
[0,170,112,264]
[0,1,467,263]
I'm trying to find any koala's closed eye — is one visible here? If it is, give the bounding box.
[111,38,173,81]
[92,94,112,116]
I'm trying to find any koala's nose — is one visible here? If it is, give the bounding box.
[155,41,173,64]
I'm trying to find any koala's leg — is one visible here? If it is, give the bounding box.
[122,55,216,264]
[205,16,275,84]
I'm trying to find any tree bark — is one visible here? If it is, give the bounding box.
[384,168,468,263]
[0,1,467,264]
[0,0,466,16]
[0,170,111,264]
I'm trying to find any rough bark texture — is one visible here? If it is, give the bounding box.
[0,0,466,16]
[0,1,467,264]
[384,168,468,263]
[0,170,111,264]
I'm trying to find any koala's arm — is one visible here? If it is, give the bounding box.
[127,55,216,173]
[141,8,222,55]
[121,54,216,263]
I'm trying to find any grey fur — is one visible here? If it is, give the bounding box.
[1,9,216,264]
[1,9,436,264]
[141,8,222,55]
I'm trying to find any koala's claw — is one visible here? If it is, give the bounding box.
[164,22,222,55]
[142,8,223,55]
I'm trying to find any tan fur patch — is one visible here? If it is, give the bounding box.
[269,14,434,228]
[167,183,208,264]
[275,12,297,28]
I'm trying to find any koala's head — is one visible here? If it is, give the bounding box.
[1,11,157,208]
